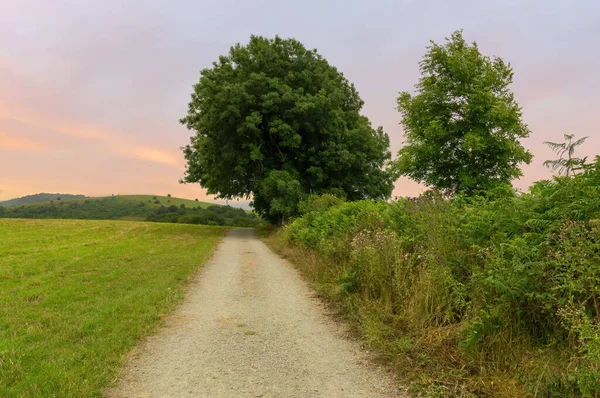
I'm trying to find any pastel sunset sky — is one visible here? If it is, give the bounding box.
[1,0,598,203]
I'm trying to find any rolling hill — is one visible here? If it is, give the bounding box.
[0,194,260,227]
[0,193,85,207]
[0,193,215,209]
[106,194,214,209]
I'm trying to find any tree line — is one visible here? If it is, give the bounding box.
[179,30,569,223]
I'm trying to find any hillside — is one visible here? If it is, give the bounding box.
[0,193,214,209]
[0,195,261,227]
[0,193,85,207]
[106,194,214,209]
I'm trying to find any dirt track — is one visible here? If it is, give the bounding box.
[107,229,404,397]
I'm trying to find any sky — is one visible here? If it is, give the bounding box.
[1,0,599,203]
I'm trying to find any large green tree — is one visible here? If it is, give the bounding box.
[180,36,393,222]
[394,30,532,194]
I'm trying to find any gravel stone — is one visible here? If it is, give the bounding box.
[107,229,405,398]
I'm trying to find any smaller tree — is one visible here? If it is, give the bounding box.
[395,30,532,194]
[543,134,589,177]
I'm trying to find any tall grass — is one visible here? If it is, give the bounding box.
[267,157,600,397]
[0,219,225,397]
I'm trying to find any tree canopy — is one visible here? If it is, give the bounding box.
[394,30,532,194]
[180,36,393,222]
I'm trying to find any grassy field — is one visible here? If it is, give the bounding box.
[0,219,225,397]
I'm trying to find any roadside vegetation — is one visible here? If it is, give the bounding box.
[0,219,225,397]
[0,195,262,227]
[265,155,600,396]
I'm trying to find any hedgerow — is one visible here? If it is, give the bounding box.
[280,156,600,397]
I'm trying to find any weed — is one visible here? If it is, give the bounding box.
[267,156,600,397]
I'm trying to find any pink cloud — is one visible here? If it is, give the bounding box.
[126,147,182,167]
[0,131,49,152]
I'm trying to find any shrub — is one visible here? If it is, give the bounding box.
[279,157,600,396]
[298,194,345,215]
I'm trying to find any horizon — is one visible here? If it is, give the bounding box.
[1,0,599,202]
[0,192,252,209]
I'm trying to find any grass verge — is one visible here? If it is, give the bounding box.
[0,219,225,397]
[262,229,528,398]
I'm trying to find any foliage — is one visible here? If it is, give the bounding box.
[543,134,589,176]
[394,30,532,194]
[298,193,345,215]
[275,156,600,396]
[559,302,600,396]
[0,196,262,228]
[148,204,261,227]
[0,219,224,397]
[252,170,304,224]
[180,35,393,222]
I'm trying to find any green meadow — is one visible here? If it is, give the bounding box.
[0,219,225,397]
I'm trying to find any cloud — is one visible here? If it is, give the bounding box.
[0,0,598,202]
[0,132,49,152]
[0,105,103,140]
[0,106,185,175]
[127,147,181,167]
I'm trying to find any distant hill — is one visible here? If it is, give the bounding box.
[107,195,214,209]
[0,193,86,207]
[0,194,261,227]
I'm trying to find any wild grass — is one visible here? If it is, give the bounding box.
[0,219,225,397]
[264,157,600,397]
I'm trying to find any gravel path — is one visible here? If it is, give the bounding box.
[107,229,404,398]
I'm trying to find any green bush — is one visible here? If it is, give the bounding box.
[282,157,600,396]
[298,194,345,215]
